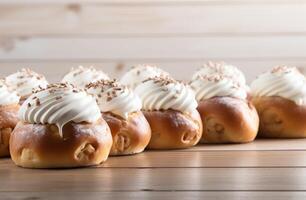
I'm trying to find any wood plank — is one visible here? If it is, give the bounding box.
[1,37,306,60]
[0,60,305,82]
[2,191,306,200]
[1,167,306,191]
[1,0,306,4]
[2,150,306,168]
[0,4,306,36]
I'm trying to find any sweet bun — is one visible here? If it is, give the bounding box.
[62,66,109,88]
[251,66,306,138]
[120,64,170,89]
[86,80,151,155]
[10,83,112,168]
[5,68,48,104]
[190,72,259,143]
[135,76,202,149]
[0,80,20,157]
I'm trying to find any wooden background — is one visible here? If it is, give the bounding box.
[0,0,306,82]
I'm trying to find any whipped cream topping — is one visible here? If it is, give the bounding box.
[134,76,197,114]
[62,66,110,88]
[190,74,248,101]
[120,64,170,89]
[19,83,101,137]
[0,79,20,106]
[5,68,48,99]
[192,61,247,86]
[251,66,306,105]
[86,80,142,119]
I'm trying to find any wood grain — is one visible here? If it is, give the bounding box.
[1,36,306,60]
[0,60,305,82]
[2,167,306,191]
[0,4,305,36]
[2,192,306,200]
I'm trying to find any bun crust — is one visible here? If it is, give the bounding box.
[198,97,259,143]
[144,110,202,149]
[102,111,151,156]
[252,96,306,138]
[0,104,20,157]
[9,118,113,168]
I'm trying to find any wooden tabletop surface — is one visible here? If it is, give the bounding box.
[1,139,306,200]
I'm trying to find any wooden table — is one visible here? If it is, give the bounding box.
[2,139,306,200]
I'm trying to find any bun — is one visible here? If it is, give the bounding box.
[0,104,20,157]
[10,119,112,168]
[252,96,306,138]
[86,80,151,155]
[102,111,151,155]
[198,97,259,143]
[144,110,202,149]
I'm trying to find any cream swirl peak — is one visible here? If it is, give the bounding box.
[86,80,142,119]
[190,74,248,101]
[192,61,247,86]
[19,83,101,137]
[5,68,48,99]
[120,64,170,89]
[251,66,306,105]
[0,79,20,106]
[62,66,110,88]
[134,76,197,114]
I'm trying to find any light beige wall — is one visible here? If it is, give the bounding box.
[0,0,305,82]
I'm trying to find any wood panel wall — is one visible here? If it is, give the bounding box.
[0,0,305,82]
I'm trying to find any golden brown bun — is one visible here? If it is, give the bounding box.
[198,97,259,143]
[102,111,151,156]
[252,96,306,138]
[9,118,113,168]
[144,110,202,149]
[0,104,20,157]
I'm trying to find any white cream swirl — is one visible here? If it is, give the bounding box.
[0,80,20,106]
[5,68,48,98]
[62,66,110,88]
[192,61,247,86]
[19,83,101,137]
[134,77,197,114]
[120,64,170,89]
[86,80,142,119]
[190,74,247,101]
[251,66,306,105]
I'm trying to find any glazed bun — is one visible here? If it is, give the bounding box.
[251,66,306,138]
[86,80,151,155]
[190,72,259,143]
[5,68,48,103]
[0,80,20,157]
[62,66,109,88]
[10,83,112,168]
[120,64,170,89]
[135,76,202,149]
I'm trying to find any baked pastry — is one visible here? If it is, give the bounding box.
[5,68,48,104]
[120,64,170,89]
[251,66,306,138]
[0,80,20,157]
[135,76,202,149]
[62,66,109,88]
[10,83,113,168]
[190,74,259,143]
[86,80,151,155]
